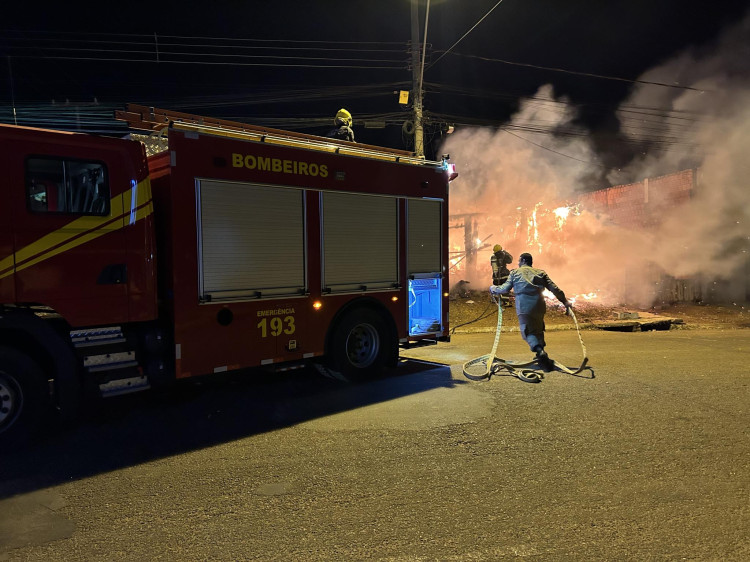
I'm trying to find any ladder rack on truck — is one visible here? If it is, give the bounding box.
[116,104,439,164]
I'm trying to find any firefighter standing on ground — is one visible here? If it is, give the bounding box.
[327,108,355,142]
[490,244,513,306]
[490,252,572,371]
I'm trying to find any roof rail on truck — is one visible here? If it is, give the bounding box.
[115,104,440,166]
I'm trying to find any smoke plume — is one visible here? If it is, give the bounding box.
[442,12,750,306]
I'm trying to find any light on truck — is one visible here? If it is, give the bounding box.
[391,296,398,302]
[443,292,449,298]
[129,179,138,225]
[313,301,323,310]
[440,155,458,182]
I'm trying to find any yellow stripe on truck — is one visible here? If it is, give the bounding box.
[0,179,153,280]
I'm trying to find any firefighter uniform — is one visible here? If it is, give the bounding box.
[490,245,513,305]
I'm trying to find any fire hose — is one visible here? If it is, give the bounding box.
[462,295,589,383]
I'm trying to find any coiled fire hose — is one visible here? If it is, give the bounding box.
[462,295,589,383]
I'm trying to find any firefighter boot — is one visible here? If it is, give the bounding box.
[533,346,554,372]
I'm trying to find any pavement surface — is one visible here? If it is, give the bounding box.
[1,328,748,561]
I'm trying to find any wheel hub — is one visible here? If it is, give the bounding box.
[0,373,22,429]
[346,323,380,368]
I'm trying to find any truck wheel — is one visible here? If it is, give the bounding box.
[0,347,50,442]
[330,308,395,380]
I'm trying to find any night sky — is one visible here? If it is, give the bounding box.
[2,0,748,164]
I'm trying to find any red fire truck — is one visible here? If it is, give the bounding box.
[0,105,457,441]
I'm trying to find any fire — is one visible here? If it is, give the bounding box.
[449,201,602,299]
[527,203,541,252]
[553,206,570,229]
[544,289,599,306]
[568,292,598,306]
[450,244,465,271]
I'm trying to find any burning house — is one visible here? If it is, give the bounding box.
[449,168,750,307]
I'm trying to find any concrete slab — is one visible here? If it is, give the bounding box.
[0,489,74,555]
[592,312,684,332]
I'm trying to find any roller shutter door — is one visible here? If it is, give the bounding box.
[197,180,305,300]
[407,199,442,274]
[322,192,397,292]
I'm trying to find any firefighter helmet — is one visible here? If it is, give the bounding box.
[493,244,503,252]
[335,108,353,127]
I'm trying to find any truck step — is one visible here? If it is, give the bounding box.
[264,361,308,373]
[83,351,138,373]
[78,342,152,398]
[71,326,126,348]
[401,338,438,349]
[99,375,151,397]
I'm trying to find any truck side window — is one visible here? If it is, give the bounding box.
[26,157,110,216]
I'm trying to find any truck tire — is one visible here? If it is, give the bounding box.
[0,346,50,443]
[329,308,396,380]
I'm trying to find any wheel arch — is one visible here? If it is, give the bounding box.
[0,308,82,419]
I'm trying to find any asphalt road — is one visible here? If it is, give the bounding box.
[1,329,748,561]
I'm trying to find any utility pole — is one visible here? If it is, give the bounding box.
[410,0,425,158]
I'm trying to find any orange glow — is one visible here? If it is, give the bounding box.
[313,301,322,310]
[391,295,399,302]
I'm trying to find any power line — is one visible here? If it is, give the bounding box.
[1,30,410,69]
[427,107,707,150]
[0,24,715,154]
[423,80,713,141]
[4,54,406,70]
[0,29,406,46]
[4,36,408,55]
[447,52,711,93]
[171,82,411,108]
[2,28,711,92]
[504,127,694,166]
[427,0,506,70]
[1,99,709,157]
[5,48,405,65]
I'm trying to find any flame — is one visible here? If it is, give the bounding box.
[544,289,600,306]
[527,203,542,252]
[449,200,598,297]
[553,206,570,230]
[568,292,598,305]
[450,244,465,271]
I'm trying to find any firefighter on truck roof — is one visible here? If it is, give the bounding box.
[327,108,355,142]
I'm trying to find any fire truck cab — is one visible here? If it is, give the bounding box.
[0,106,457,443]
